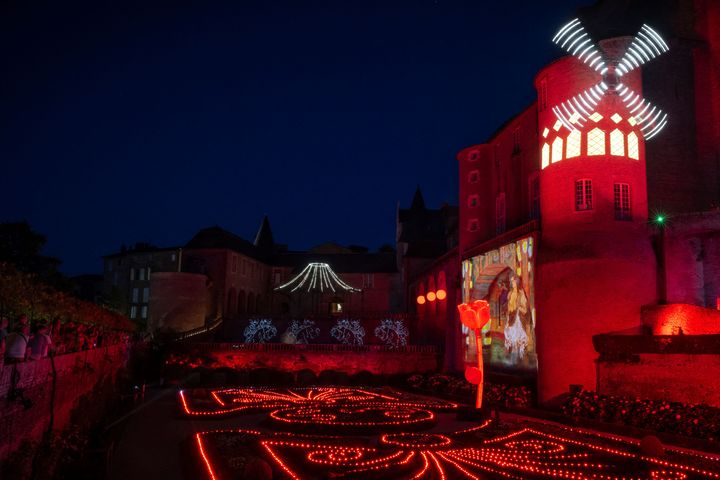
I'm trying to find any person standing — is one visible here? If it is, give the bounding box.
[4,324,30,364]
[28,323,52,360]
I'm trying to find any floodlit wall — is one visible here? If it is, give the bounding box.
[0,344,129,462]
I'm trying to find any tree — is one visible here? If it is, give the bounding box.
[0,221,69,290]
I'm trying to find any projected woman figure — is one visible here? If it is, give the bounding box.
[504,274,529,363]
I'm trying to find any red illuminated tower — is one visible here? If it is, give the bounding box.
[534,26,668,401]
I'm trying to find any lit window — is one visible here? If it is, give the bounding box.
[566,129,581,158]
[569,112,580,124]
[141,306,148,319]
[553,120,562,131]
[130,268,135,281]
[468,170,479,183]
[551,137,563,163]
[542,127,549,138]
[611,113,623,123]
[575,179,592,211]
[614,183,631,220]
[139,268,146,281]
[541,143,550,169]
[587,128,605,156]
[628,116,637,126]
[132,288,139,303]
[143,287,150,303]
[468,194,479,208]
[495,193,506,234]
[610,129,625,156]
[627,131,639,160]
[130,306,137,319]
[171,253,176,262]
[589,112,603,122]
[468,219,479,232]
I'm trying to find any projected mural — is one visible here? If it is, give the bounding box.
[461,235,537,372]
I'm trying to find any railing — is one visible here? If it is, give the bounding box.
[189,342,439,354]
[173,317,224,341]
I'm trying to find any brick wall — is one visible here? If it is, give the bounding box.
[0,344,129,461]
[597,353,720,407]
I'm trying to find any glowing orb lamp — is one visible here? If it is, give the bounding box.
[416,295,426,305]
[436,289,447,301]
[427,291,436,302]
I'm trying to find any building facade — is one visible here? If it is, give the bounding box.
[457,0,720,403]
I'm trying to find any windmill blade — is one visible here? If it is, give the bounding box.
[616,24,670,76]
[551,82,610,131]
[553,18,606,73]
[616,84,668,139]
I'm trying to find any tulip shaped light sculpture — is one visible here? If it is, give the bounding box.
[457,300,491,409]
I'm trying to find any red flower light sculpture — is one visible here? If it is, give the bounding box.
[458,300,490,409]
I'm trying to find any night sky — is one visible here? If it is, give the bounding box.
[1,0,589,275]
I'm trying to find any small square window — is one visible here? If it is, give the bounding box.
[468,194,479,208]
[468,150,479,161]
[468,219,479,232]
[468,170,479,183]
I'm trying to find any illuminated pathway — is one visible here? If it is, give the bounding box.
[179,388,720,479]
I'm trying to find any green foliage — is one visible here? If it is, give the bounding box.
[0,262,133,330]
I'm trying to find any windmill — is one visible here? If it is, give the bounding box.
[551,18,669,140]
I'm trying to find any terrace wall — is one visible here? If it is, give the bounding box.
[182,343,440,376]
[594,334,720,407]
[0,344,129,462]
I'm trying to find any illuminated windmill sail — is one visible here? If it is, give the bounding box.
[551,19,669,139]
[275,262,361,293]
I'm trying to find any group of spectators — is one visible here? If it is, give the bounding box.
[0,314,130,366]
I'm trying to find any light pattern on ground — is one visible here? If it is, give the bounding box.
[181,388,720,479]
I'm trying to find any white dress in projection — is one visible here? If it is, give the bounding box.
[504,282,529,361]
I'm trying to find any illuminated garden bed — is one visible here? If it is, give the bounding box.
[179,387,720,479]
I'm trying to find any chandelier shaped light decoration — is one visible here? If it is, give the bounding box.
[551,18,669,140]
[275,262,361,293]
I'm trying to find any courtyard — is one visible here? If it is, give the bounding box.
[108,386,720,479]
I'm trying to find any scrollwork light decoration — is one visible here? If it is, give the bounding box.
[243,319,278,343]
[286,319,320,344]
[330,319,365,346]
[374,319,409,348]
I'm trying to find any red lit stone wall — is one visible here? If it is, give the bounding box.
[0,344,128,462]
[597,353,720,407]
[188,344,440,376]
[148,272,210,332]
[409,248,461,368]
[642,303,720,335]
[457,104,539,258]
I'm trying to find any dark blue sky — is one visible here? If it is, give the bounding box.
[1,0,589,275]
